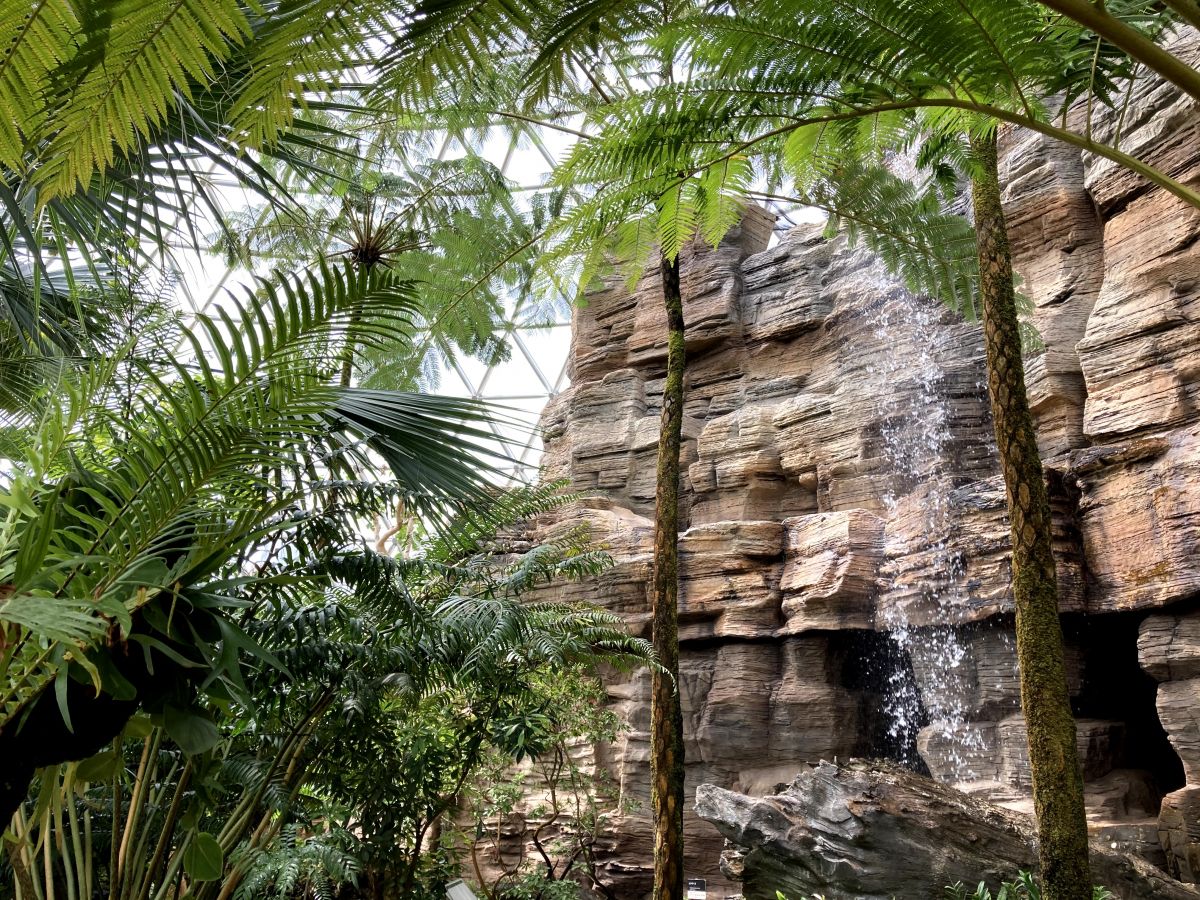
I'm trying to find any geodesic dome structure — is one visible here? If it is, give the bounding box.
[166,122,812,485]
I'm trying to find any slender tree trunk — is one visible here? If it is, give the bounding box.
[970,131,1092,900]
[651,252,685,900]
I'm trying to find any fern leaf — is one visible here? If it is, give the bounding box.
[0,0,80,167]
[227,0,394,149]
[34,0,250,198]
[0,593,108,643]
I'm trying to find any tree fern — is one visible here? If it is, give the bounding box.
[210,151,546,395]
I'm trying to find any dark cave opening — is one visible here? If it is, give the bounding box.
[836,610,1187,815]
[840,629,931,774]
[1071,612,1187,801]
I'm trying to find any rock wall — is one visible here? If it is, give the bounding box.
[481,28,1200,899]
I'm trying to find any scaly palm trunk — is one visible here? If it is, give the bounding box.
[970,131,1092,900]
[651,251,685,900]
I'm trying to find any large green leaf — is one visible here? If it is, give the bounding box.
[164,705,221,755]
[34,0,250,199]
[182,831,224,881]
[326,387,512,508]
[0,0,80,168]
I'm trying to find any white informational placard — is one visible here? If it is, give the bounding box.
[687,878,707,900]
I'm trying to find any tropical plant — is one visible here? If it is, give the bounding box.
[1026,0,1200,102]
[662,4,1166,892]
[2,482,651,900]
[467,670,626,900]
[212,135,566,395]
[647,248,687,900]
[946,871,1115,900]
[224,481,648,899]
[0,5,641,900]
[967,131,1091,897]
[0,259,504,826]
[300,485,644,892]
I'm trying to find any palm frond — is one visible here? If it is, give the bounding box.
[0,260,492,729]
[324,388,510,513]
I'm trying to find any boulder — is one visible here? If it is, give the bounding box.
[695,760,1200,900]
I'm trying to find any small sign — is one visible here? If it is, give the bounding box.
[687,878,707,900]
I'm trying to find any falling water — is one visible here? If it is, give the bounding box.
[868,287,991,784]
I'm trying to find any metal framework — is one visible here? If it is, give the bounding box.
[166,125,575,485]
[165,122,810,485]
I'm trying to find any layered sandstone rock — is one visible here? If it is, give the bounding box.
[476,27,1200,898]
[1142,612,1200,881]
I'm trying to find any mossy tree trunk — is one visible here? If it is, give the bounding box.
[651,251,686,900]
[970,130,1092,900]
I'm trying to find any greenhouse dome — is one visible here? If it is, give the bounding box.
[2,4,1199,900]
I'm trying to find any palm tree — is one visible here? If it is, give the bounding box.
[0,261,505,825]
[214,148,546,395]
[374,5,707,895]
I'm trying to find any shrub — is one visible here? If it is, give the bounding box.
[946,871,1114,900]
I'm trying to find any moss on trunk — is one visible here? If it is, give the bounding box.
[651,251,686,900]
[970,131,1092,900]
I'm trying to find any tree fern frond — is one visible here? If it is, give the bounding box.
[0,0,80,167]
[378,0,534,107]
[770,160,981,317]
[33,0,250,198]
[228,0,395,149]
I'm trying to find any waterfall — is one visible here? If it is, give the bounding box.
[869,286,991,784]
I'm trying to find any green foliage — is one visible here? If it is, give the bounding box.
[0,0,79,170]
[211,148,561,393]
[498,871,582,900]
[226,0,396,150]
[3,477,649,899]
[946,872,1115,900]
[516,0,1200,322]
[233,825,362,900]
[183,832,226,882]
[0,258,504,735]
[470,670,626,899]
[35,0,250,198]
[811,160,980,317]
